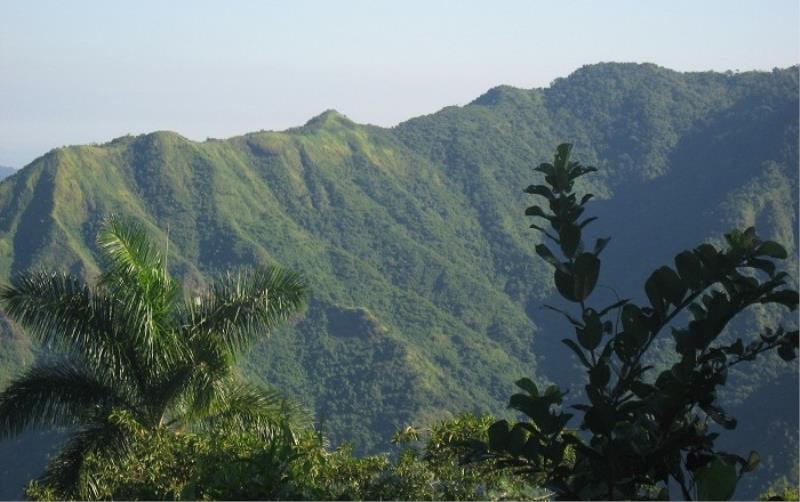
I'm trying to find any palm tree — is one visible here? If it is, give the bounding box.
[0,216,308,497]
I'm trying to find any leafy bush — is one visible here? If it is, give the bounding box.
[26,425,297,501]
[25,414,539,501]
[466,144,798,500]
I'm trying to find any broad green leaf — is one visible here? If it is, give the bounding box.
[757,241,787,259]
[701,403,737,429]
[747,257,776,277]
[696,244,723,278]
[615,331,641,360]
[645,273,665,315]
[509,393,538,419]
[525,205,550,218]
[554,269,579,302]
[562,338,592,368]
[515,377,539,397]
[554,143,573,169]
[577,309,602,350]
[630,381,655,398]
[742,451,760,473]
[506,423,529,455]
[598,298,628,316]
[524,184,554,200]
[542,304,584,327]
[594,237,611,256]
[675,250,704,289]
[535,244,567,272]
[573,253,600,301]
[760,290,799,311]
[695,456,737,501]
[724,227,757,251]
[621,304,648,345]
[777,342,797,361]
[652,266,687,306]
[487,420,510,451]
[535,162,554,176]
[559,224,581,258]
[584,403,615,434]
[589,362,610,387]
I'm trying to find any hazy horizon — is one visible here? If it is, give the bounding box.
[2,0,798,168]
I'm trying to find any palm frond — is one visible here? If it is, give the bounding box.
[96,215,185,378]
[0,361,128,439]
[36,418,129,499]
[193,378,310,439]
[0,271,132,381]
[97,215,166,283]
[187,266,308,359]
[145,361,198,426]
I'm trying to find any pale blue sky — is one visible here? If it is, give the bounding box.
[1,0,798,167]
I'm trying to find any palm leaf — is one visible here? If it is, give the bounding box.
[193,378,309,439]
[145,361,198,427]
[36,418,129,499]
[0,271,132,382]
[96,215,185,379]
[0,361,128,439]
[1,217,311,498]
[97,215,166,284]
[187,266,308,359]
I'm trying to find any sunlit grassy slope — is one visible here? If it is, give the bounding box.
[0,64,796,482]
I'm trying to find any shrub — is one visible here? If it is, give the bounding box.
[466,144,798,500]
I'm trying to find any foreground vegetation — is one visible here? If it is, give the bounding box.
[0,143,797,500]
[26,414,540,501]
[0,217,307,498]
[465,144,798,499]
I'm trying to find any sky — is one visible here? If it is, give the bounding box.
[1,0,798,168]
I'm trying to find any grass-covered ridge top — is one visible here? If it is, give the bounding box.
[28,63,797,159]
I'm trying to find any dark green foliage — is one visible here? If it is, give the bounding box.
[467,144,799,500]
[25,414,538,501]
[0,217,308,498]
[25,426,298,501]
[246,301,422,453]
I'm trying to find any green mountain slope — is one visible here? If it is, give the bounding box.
[0,63,797,498]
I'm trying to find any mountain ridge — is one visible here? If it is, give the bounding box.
[20,63,797,163]
[0,62,797,498]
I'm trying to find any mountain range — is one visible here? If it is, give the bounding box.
[0,63,797,499]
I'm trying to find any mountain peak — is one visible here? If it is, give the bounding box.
[143,130,187,142]
[470,85,522,106]
[303,109,355,130]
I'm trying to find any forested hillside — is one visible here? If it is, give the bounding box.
[0,63,797,498]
